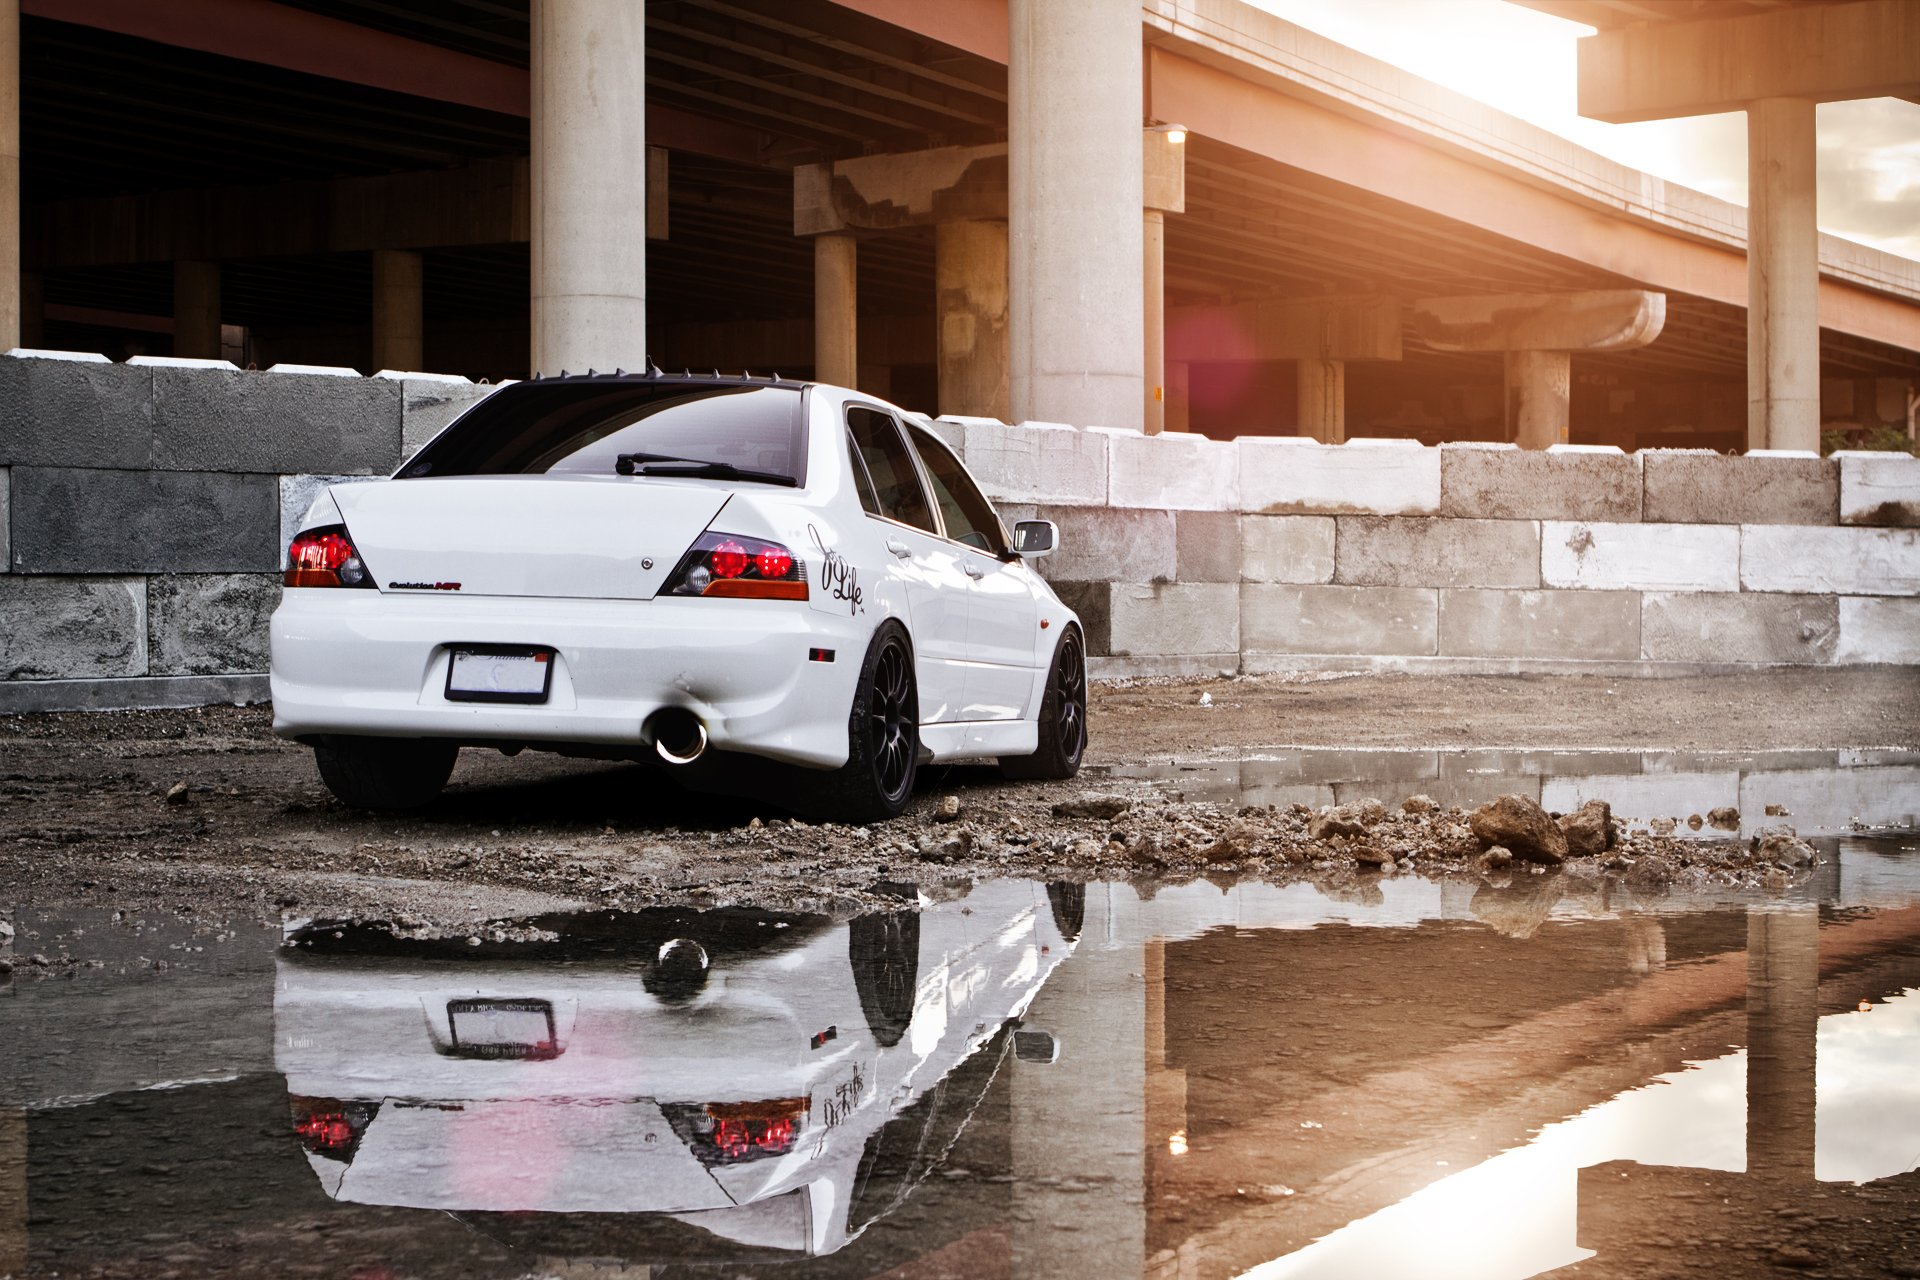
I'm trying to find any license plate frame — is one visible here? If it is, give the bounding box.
[447,998,560,1060]
[445,644,554,704]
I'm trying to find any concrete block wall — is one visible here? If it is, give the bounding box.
[0,353,499,711]
[945,419,1920,679]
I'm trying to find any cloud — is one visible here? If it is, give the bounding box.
[1816,100,1920,260]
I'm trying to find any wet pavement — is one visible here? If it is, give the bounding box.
[7,824,1920,1279]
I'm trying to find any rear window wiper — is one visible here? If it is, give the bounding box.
[615,452,797,487]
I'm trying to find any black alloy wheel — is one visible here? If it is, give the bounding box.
[1001,627,1087,780]
[809,621,920,822]
[869,635,916,806]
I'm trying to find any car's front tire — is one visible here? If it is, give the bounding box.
[809,621,919,823]
[313,736,459,811]
[1001,627,1086,780]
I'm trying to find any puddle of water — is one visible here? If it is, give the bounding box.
[6,837,1920,1278]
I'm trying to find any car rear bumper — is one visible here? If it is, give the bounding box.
[269,589,868,769]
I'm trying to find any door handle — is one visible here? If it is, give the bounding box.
[886,539,913,559]
[963,562,985,580]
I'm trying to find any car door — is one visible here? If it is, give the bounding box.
[903,424,1042,721]
[845,405,972,725]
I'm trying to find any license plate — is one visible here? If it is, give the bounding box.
[448,998,559,1060]
[446,646,553,704]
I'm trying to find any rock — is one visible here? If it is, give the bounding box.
[1478,845,1514,872]
[1401,794,1438,815]
[1469,875,1562,939]
[1706,806,1739,831]
[1557,800,1613,858]
[917,830,972,862]
[1308,805,1369,840]
[1752,825,1816,867]
[747,816,763,830]
[1468,794,1567,864]
[1764,803,1790,817]
[1686,813,1703,831]
[1356,798,1388,826]
[1649,816,1677,836]
[934,794,963,823]
[1053,794,1130,820]
[164,781,190,805]
[1353,844,1391,869]
[1201,819,1261,863]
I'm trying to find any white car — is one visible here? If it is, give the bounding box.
[269,374,1087,819]
[274,880,1084,1261]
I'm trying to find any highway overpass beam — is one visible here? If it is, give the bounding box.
[530,0,646,375]
[1747,98,1821,453]
[1411,290,1665,449]
[371,248,423,373]
[814,232,858,389]
[1009,0,1144,429]
[172,260,221,360]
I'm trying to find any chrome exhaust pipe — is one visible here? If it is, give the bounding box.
[649,709,708,765]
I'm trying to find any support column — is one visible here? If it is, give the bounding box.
[1166,360,1190,434]
[531,0,646,375]
[0,0,16,351]
[814,232,858,389]
[371,248,423,373]
[1144,210,1166,433]
[1505,349,1571,448]
[1297,358,1346,443]
[172,260,221,360]
[1745,906,1819,1182]
[1009,0,1143,429]
[935,218,1008,419]
[1747,97,1820,453]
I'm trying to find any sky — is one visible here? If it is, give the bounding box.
[1247,0,1920,261]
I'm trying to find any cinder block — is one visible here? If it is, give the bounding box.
[1439,442,1641,522]
[1240,437,1440,516]
[0,353,153,467]
[955,420,1106,505]
[1837,597,1920,663]
[1176,511,1240,582]
[1240,515,1335,583]
[390,374,500,458]
[278,474,379,565]
[151,365,402,475]
[1109,582,1238,656]
[1335,517,1541,588]
[1033,505,1176,584]
[1108,430,1237,511]
[10,467,279,574]
[1438,589,1641,659]
[1541,522,1739,591]
[1242,584,1437,655]
[1838,451,1920,526]
[0,576,146,679]
[1641,592,1837,663]
[1048,581,1111,656]
[147,573,282,676]
[1740,525,1920,595]
[1642,450,1838,525]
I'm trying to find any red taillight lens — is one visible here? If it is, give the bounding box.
[285,525,373,589]
[663,1098,807,1165]
[664,532,807,601]
[290,1095,379,1163]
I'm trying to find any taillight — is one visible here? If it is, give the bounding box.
[664,532,807,601]
[285,525,373,589]
[663,1098,807,1165]
[290,1095,379,1163]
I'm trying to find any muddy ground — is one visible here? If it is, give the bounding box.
[2,669,1918,943]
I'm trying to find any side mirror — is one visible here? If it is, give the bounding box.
[1012,519,1057,559]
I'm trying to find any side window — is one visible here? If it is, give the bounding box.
[847,407,936,533]
[845,429,882,515]
[906,424,1007,555]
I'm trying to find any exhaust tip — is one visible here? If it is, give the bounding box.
[649,709,708,765]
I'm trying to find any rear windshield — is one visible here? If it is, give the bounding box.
[399,381,808,484]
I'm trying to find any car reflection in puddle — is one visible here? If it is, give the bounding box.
[273,880,1084,1263]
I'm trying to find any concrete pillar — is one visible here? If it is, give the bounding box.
[1297,358,1346,443]
[935,218,1009,419]
[1009,0,1144,429]
[1747,97,1821,453]
[172,260,221,360]
[1745,906,1818,1183]
[531,0,646,375]
[1144,210,1166,434]
[814,232,858,388]
[371,248,423,373]
[1505,349,1571,448]
[0,0,15,352]
[1166,360,1191,434]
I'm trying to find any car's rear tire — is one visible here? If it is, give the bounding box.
[313,736,458,811]
[1000,627,1086,780]
[810,621,919,823]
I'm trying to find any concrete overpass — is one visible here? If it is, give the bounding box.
[5,0,1919,451]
